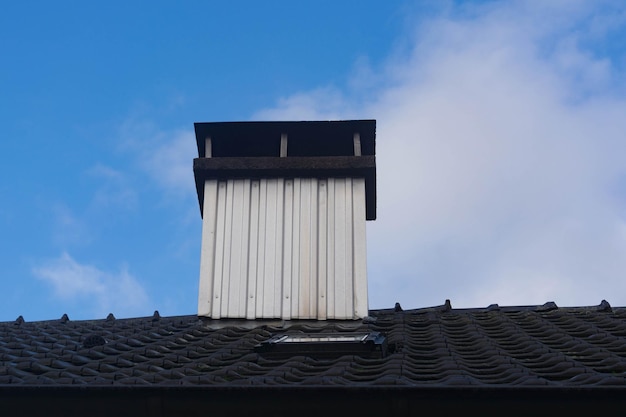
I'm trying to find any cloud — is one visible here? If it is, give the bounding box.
[118,120,197,198]
[141,129,197,194]
[253,87,355,121]
[33,252,150,318]
[88,163,138,210]
[46,165,137,248]
[253,1,626,309]
[49,203,92,247]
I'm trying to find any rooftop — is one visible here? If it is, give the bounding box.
[2,300,625,388]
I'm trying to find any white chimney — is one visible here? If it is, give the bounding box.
[193,121,376,320]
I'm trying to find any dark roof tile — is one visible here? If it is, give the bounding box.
[2,304,626,388]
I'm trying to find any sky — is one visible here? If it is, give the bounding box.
[1,0,626,321]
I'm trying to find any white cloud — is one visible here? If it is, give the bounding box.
[33,252,150,318]
[254,1,626,309]
[47,166,137,248]
[140,129,197,195]
[253,87,355,121]
[50,203,92,247]
[88,163,138,211]
[118,120,197,197]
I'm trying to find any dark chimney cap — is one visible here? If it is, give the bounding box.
[194,120,376,158]
[193,120,377,220]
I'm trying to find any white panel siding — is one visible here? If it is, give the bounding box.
[197,181,218,317]
[317,180,328,320]
[246,180,260,319]
[198,177,368,320]
[290,179,301,317]
[333,179,348,319]
[281,179,294,319]
[352,178,368,318]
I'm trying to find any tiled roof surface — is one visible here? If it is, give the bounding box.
[2,301,626,388]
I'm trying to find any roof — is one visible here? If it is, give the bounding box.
[2,300,626,388]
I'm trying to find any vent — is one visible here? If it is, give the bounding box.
[83,334,107,348]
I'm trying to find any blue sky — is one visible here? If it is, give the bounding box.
[2,1,626,321]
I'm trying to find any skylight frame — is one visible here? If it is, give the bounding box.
[254,331,387,358]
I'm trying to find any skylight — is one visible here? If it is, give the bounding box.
[279,334,369,343]
[254,332,387,358]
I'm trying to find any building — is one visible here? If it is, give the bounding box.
[1,120,625,416]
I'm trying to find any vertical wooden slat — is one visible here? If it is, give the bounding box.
[239,179,252,317]
[198,180,218,316]
[291,179,301,316]
[262,179,278,317]
[353,133,361,156]
[282,179,293,319]
[352,178,368,318]
[240,179,252,316]
[317,179,327,320]
[298,179,311,317]
[344,179,354,318]
[326,178,336,319]
[227,180,243,317]
[273,178,285,317]
[205,137,212,158]
[280,133,288,157]
[255,180,268,317]
[308,179,318,319]
[220,180,236,315]
[333,179,347,318]
[247,180,260,319]
[211,181,228,319]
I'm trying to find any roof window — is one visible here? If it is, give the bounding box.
[254,331,387,358]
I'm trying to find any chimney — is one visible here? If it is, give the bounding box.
[193,120,376,320]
